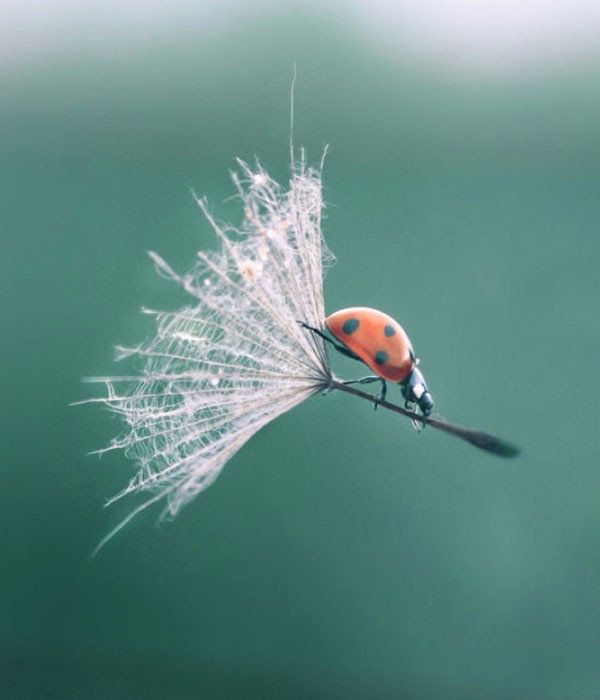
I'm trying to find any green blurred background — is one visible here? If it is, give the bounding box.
[2,2,600,698]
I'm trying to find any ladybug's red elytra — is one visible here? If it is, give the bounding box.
[325,307,414,383]
[302,307,434,418]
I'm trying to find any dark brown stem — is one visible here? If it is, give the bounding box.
[328,379,520,458]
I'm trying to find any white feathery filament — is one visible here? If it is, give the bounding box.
[82,153,333,548]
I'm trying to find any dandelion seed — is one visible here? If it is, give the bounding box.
[81,144,519,551]
[83,151,334,548]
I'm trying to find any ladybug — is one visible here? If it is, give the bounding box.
[302,307,434,418]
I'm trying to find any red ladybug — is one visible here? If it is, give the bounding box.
[301,308,520,457]
[303,307,434,417]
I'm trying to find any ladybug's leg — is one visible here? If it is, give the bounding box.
[400,384,420,430]
[372,377,387,410]
[341,376,386,410]
[404,399,423,431]
[401,385,416,411]
[403,397,423,432]
[341,375,379,386]
[299,322,359,360]
[300,322,385,407]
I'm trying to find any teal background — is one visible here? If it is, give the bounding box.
[2,7,600,700]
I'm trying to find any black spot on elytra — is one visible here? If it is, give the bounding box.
[384,324,396,337]
[342,318,360,335]
[375,350,389,365]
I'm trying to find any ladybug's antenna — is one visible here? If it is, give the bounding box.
[329,379,519,458]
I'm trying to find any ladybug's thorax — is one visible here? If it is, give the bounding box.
[325,307,414,383]
[402,366,435,417]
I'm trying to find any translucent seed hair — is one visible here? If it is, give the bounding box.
[84,152,333,547]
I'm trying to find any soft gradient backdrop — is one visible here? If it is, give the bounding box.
[2,2,599,698]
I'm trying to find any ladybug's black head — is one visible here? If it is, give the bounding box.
[418,388,434,417]
[402,366,434,417]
